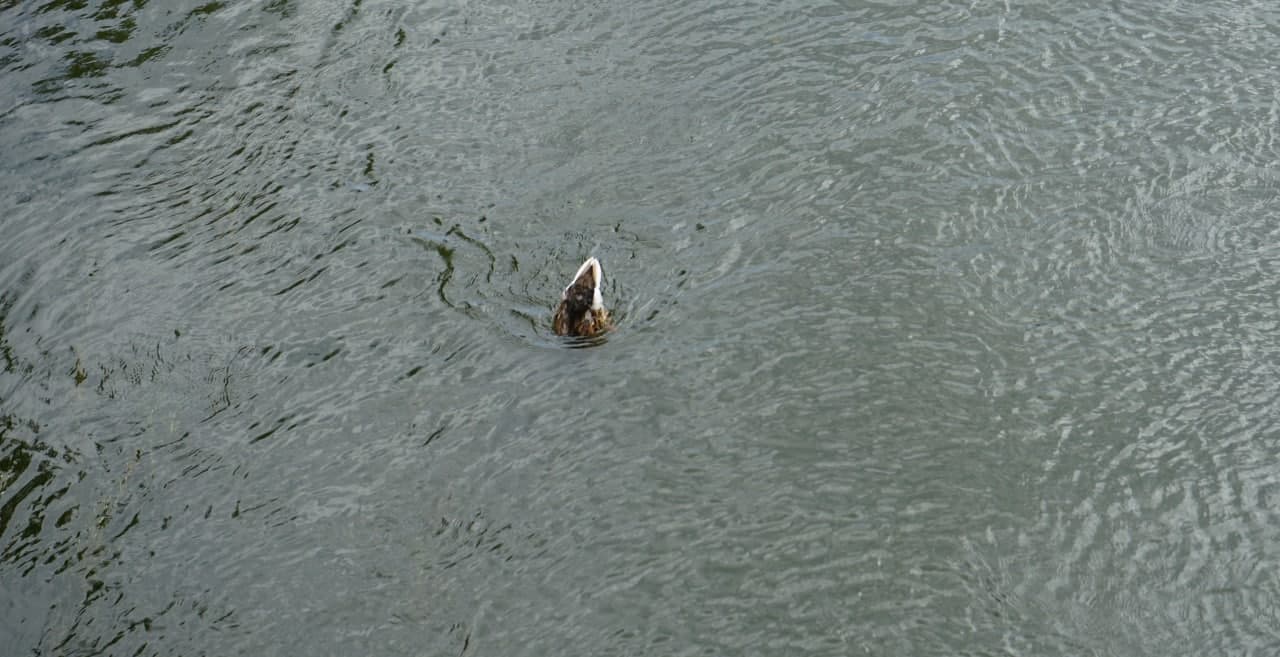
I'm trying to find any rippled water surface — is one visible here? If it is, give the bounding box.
[4,1,1280,655]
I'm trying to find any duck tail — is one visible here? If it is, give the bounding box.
[564,256,604,310]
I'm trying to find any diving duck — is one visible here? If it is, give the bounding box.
[552,256,611,337]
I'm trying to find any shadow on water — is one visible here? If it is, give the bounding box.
[0,292,186,654]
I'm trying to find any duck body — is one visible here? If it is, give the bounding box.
[553,256,611,338]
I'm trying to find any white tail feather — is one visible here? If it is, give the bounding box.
[563,257,605,311]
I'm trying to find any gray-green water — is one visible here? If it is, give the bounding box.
[4,1,1280,655]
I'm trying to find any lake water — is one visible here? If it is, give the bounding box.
[3,1,1280,655]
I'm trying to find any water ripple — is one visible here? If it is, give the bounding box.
[6,0,1280,654]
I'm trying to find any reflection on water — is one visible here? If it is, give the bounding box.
[4,0,1280,655]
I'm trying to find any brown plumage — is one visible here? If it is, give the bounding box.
[552,256,611,338]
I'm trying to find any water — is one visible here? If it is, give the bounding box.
[3,0,1280,654]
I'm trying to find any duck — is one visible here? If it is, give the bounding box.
[552,256,611,337]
